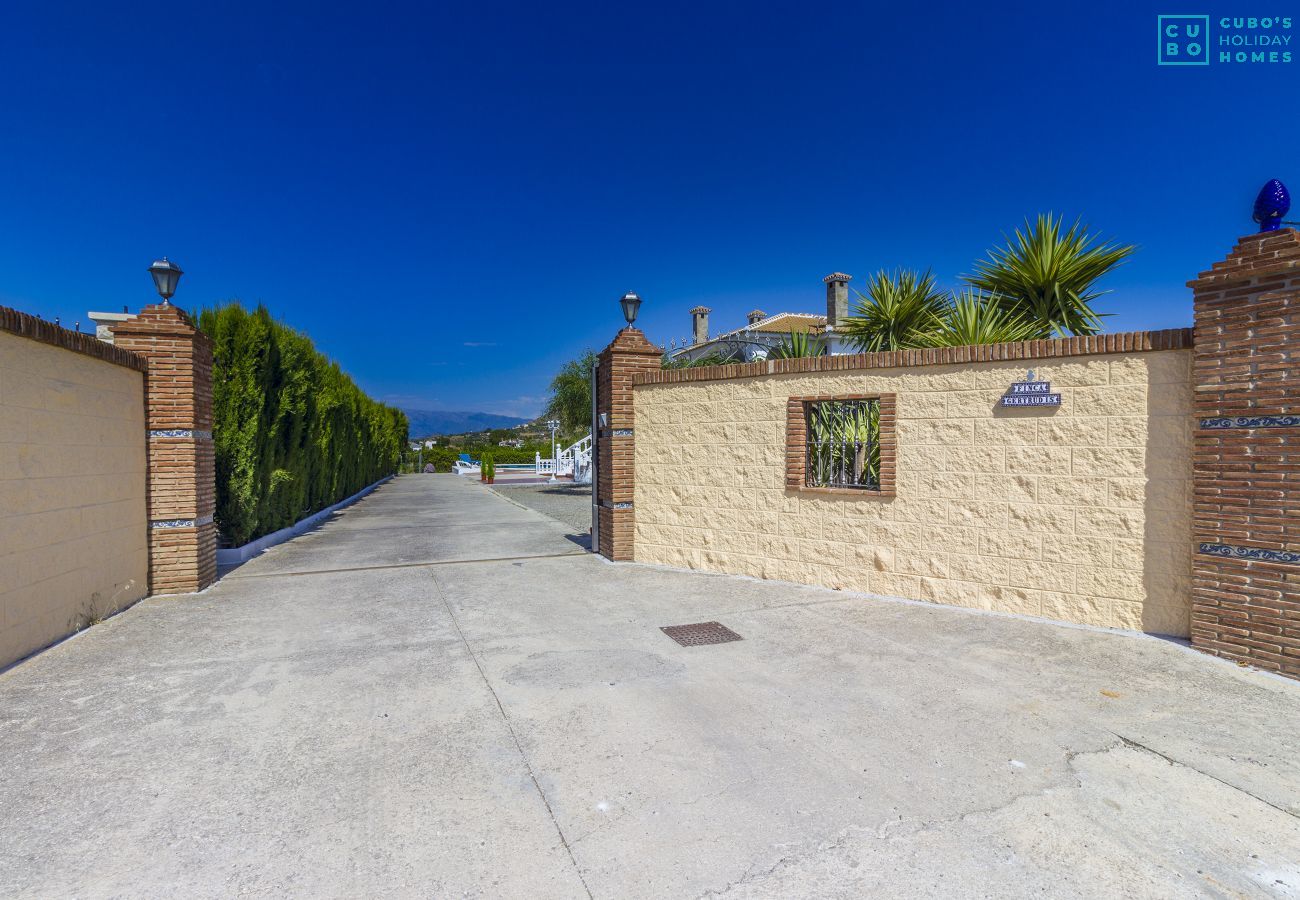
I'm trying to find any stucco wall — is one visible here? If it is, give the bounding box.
[0,331,148,668]
[633,350,1194,636]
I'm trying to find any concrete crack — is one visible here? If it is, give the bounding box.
[431,570,595,900]
[696,824,863,899]
[696,852,798,899]
[1110,732,1299,821]
[699,736,1298,898]
[695,740,1126,899]
[894,741,1123,838]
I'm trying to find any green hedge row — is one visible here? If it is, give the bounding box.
[199,302,408,547]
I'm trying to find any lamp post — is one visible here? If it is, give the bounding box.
[148,257,184,306]
[620,291,642,327]
[546,418,560,476]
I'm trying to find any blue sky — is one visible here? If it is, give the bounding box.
[1,1,1296,418]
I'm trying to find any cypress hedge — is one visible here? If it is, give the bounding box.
[198,302,408,547]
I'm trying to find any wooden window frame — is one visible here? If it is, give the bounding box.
[785,393,896,497]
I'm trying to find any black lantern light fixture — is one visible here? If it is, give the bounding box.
[620,291,642,326]
[148,257,184,305]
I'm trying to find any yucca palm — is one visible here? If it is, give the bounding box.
[923,290,1041,347]
[771,330,823,359]
[838,269,950,352]
[964,214,1134,337]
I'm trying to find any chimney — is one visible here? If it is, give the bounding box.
[690,306,711,344]
[823,272,852,328]
[747,309,767,326]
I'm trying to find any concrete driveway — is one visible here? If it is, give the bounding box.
[2,475,1298,898]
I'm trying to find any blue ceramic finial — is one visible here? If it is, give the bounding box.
[1252,179,1291,232]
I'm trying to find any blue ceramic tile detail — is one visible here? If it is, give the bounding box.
[150,514,213,529]
[1199,416,1300,429]
[613,429,634,436]
[148,429,213,439]
[1198,542,1300,565]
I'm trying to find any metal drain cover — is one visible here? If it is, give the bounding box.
[660,621,743,647]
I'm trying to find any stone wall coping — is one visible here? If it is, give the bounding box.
[1188,227,1300,287]
[633,327,1193,386]
[0,304,148,372]
[108,303,214,347]
[603,326,661,356]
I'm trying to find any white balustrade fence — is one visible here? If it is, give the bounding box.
[536,433,592,483]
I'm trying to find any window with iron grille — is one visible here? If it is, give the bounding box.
[785,393,895,496]
[803,398,881,490]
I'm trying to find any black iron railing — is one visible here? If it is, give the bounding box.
[805,399,881,490]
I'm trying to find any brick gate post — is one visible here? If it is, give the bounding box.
[1190,227,1300,678]
[595,327,661,560]
[110,305,217,594]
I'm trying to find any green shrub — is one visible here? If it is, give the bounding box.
[198,302,408,546]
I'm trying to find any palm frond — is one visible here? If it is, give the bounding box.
[838,269,951,352]
[923,290,1042,347]
[771,330,823,359]
[963,213,1134,338]
[544,350,597,432]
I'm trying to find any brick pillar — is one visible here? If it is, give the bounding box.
[595,327,661,560]
[110,304,217,594]
[1190,227,1300,678]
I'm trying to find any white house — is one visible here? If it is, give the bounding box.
[666,273,857,364]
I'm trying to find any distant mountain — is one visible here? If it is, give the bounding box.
[403,409,530,438]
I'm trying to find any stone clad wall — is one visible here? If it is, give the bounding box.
[0,325,148,669]
[1,301,219,669]
[631,336,1195,636]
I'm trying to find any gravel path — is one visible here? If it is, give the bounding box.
[489,482,592,534]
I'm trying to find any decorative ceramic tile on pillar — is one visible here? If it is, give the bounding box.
[110,304,217,593]
[1189,227,1300,678]
[596,327,661,561]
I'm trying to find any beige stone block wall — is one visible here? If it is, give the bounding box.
[633,350,1194,636]
[0,331,148,668]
